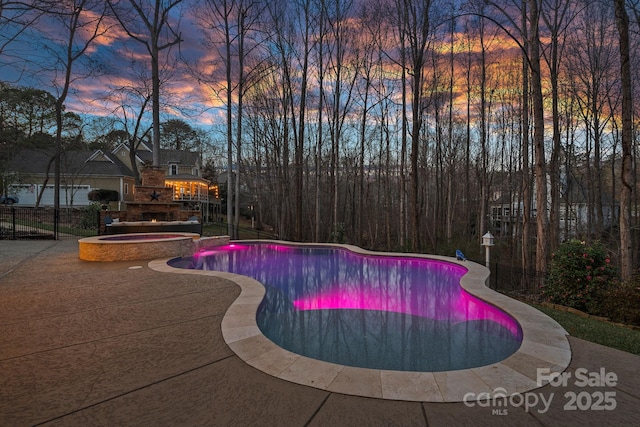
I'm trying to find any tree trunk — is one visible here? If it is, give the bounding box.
[529,0,548,274]
[614,0,633,280]
[315,27,324,241]
[519,0,532,272]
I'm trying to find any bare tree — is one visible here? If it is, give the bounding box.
[394,0,433,251]
[325,0,357,242]
[614,0,633,280]
[540,0,573,253]
[265,0,316,241]
[107,0,183,167]
[211,0,237,238]
[353,0,385,246]
[0,0,44,66]
[526,0,549,274]
[444,5,458,241]
[36,0,110,236]
[314,0,328,241]
[469,2,500,241]
[566,2,618,240]
[385,0,410,248]
[100,60,153,184]
[484,0,549,273]
[519,0,532,273]
[197,0,266,238]
[460,16,477,244]
[291,0,313,241]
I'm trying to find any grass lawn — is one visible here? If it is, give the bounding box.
[532,303,640,356]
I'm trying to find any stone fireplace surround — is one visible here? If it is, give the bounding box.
[100,166,201,234]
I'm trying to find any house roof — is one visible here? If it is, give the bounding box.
[8,144,203,182]
[111,142,148,166]
[135,149,153,164]
[91,151,136,177]
[7,148,56,174]
[110,143,200,168]
[159,149,200,166]
[8,148,135,178]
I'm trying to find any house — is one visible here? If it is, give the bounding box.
[109,141,210,212]
[4,142,210,217]
[4,148,135,208]
[489,176,619,240]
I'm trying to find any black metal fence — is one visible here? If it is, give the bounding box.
[485,260,546,302]
[0,206,101,240]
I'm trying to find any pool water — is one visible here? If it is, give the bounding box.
[170,243,522,372]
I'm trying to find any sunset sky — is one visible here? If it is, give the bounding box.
[1,2,225,129]
[0,1,539,135]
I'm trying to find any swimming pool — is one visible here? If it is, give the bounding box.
[151,240,571,401]
[170,242,522,372]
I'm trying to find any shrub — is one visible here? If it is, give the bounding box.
[542,240,617,313]
[80,203,101,229]
[88,189,119,203]
[331,222,345,243]
[600,277,640,327]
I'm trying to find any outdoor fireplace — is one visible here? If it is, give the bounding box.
[102,166,202,235]
[141,211,171,222]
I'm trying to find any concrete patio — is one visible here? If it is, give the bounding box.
[1,240,639,426]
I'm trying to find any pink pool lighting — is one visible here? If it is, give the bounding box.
[292,287,520,336]
[193,243,251,258]
[173,242,523,372]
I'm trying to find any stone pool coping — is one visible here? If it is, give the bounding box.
[148,240,571,402]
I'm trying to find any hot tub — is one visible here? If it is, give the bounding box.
[78,233,200,261]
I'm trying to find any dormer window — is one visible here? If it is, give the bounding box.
[169,164,178,175]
